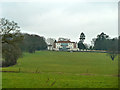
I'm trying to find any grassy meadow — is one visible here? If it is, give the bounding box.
[2,51,118,88]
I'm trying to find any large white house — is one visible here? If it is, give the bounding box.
[47,38,79,51]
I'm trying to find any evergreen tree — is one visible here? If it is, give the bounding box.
[78,32,86,50]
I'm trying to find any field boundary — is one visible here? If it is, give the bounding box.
[1,70,119,77]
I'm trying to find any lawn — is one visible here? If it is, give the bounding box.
[2,51,118,88]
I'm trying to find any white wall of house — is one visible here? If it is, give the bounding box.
[69,43,79,51]
[53,42,79,51]
[48,45,53,50]
[55,43,61,49]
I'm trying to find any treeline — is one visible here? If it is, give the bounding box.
[92,32,118,51]
[78,32,119,60]
[19,33,47,53]
[1,18,119,67]
[2,32,47,67]
[1,18,47,67]
[78,32,118,52]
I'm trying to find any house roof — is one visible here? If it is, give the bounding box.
[55,41,75,43]
[48,45,52,46]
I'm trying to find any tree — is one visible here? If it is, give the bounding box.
[89,46,93,50]
[107,48,117,61]
[0,35,2,66]
[93,32,109,50]
[107,38,118,61]
[0,18,23,67]
[78,32,86,50]
[79,32,85,43]
[78,43,86,50]
[19,33,47,53]
[84,43,89,50]
[92,32,118,60]
[46,38,55,45]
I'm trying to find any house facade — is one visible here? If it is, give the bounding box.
[47,38,79,51]
[53,41,79,51]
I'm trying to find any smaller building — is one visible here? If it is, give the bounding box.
[46,38,55,51]
[47,45,53,51]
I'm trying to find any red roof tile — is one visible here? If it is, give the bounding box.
[55,41,75,43]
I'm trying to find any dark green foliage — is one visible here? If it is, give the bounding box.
[78,41,86,50]
[78,32,86,50]
[2,43,22,66]
[93,32,109,50]
[0,18,23,67]
[92,32,118,51]
[79,32,85,43]
[92,32,118,60]
[19,33,47,53]
[89,46,93,50]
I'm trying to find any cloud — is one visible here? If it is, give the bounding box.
[0,0,119,2]
[0,2,118,44]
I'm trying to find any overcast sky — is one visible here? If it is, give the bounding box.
[0,0,118,44]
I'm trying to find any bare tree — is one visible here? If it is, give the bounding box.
[107,38,118,61]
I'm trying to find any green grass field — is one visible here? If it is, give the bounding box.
[2,51,118,88]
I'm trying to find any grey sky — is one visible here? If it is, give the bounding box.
[0,0,118,44]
